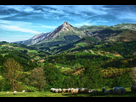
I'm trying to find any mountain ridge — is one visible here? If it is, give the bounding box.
[13,22,136,47]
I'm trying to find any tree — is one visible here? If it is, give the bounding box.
[43,63,64,88]
[82,60,104,89]
[28,67,46,91]
[2,58,24,92]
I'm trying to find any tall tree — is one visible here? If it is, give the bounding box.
[43,63,64,88]
[83,60,104,89]
[28,67,46,91]
[2,58,24,92]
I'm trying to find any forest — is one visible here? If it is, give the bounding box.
[0,40,136,93]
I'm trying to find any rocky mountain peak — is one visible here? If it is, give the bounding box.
[63,21,68,25]
[61,21,71,31]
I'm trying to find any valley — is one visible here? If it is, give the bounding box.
[1,22,136,97]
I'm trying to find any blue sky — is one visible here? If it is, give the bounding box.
[0,5,136,42]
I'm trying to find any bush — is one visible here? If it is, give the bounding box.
[26,88,35,92]
[14,82,26,91]
[25,86,38,92]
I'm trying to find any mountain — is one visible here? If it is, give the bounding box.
[14,21,95,46]
[13,22,136,55]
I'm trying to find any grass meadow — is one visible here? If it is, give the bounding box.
[1,87,136,97]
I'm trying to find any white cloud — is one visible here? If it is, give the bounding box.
[0,20,33,27]
[40,25,57,29]
[97,20,109,22]
[0,37,31,42]
[49,9,64,14]
[0,25,41,34]
[41,5,108,16]
[76,5,107,15]
[73,21,96,27]
[0,13,18,18]
[11,35,34,38]
[1,5,34,12]
[118,12,136,21]
[0,20,57,33]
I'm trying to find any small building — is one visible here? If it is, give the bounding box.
[90,50,93,52]
[115,53,119,55]
[39,59,45,63]
[84,50,88,52]
[61,67,64,69]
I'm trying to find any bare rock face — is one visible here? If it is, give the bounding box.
[62,21,71,31]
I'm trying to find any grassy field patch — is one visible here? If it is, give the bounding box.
[1,87,136,97]
[59,68,71,72]
[72,52,92,56]
[1,53,9,57]
[76,42,87,47]
[28,50,38,53]
[55,63,71,72]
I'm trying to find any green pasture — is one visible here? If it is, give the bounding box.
[76,42,87,47]
[59,68,71,72]
[28,50,38,53]
[1,53,9,57]
[34,56,41,60]
[55,63,71,72]
[72,51,92,56]
[0,75,3,80]
[0,87,136,97]
[15,47,25,51]
[94,44,103,48]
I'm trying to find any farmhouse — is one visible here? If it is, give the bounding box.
[90,50,93,52]
[114,53,119,55]
[39,59,45,63]
[84,50,88,52]
[61,67,64,69]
